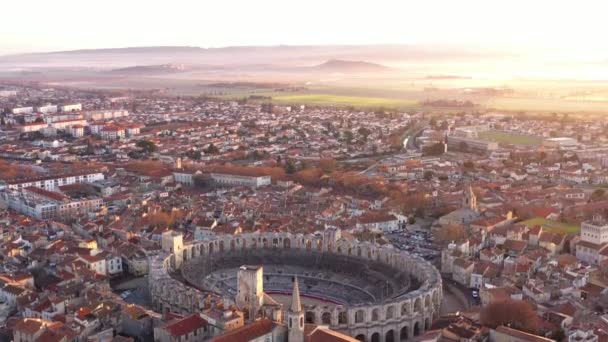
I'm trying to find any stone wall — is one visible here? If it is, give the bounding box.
[149,232,443,342]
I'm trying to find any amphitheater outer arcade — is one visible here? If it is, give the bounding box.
[149,231,443,342]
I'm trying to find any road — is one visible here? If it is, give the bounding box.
[404,123,428,151]
[440,279,471,315]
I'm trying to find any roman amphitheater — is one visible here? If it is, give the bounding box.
[149,229,442,342]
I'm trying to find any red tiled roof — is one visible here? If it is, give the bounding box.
[305,326,360,342]
[164,314,208,337]
[211,319,276,342]
[13,318,45,335]
[24,187,67,201]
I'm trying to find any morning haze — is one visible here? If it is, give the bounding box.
[0,1,607,342]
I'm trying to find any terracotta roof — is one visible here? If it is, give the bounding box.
[24,187,68,201]
[503,239,528,253]
[554,302,577,317]
[210,319,276,342]
[305,326,360,342]
[13,318,45,335]
[495,325,554,342]
[36,329,65,342]
[164,314,208,337]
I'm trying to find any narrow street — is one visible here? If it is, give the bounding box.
[440,280,470,315]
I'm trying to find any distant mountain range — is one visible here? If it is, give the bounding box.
[109,63,188,74]
[312,59,391,72]
[0,44,513,69]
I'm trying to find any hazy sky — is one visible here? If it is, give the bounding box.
[2,0,608,59]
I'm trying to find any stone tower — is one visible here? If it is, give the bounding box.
[288,276,305,342]
[161,231,183,268]
[235,265,264,321]
[463,184,477,211]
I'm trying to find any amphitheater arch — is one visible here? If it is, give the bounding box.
[371,308,379,321]
[156,231,443,340]
[355,334,366,342]
[371,332,380,342]
[413,321,421,336]
[386,330,395,342]
[386,305,395,319]
[401,302,409,315]
[400,326,409,341]
[305,311,315,324]
[414,297,422,313]
[321,312,331,324]
[355,309,365,323]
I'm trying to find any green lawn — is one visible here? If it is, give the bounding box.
[269,94,418,109]
[477,130,543,146]
[520,217,580,234]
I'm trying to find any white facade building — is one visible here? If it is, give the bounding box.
[52,119,87,130]
[210,173,271,188]
[100,126,126,140]
[83,109,129,121]
[1,171,104,191]
[0,90,17,97]
[71,125,85,138]
[0,188,103,220]
[12,107,34,115]
[36,105,58,114]
[580,216,608,245]
[576,215,608,265]
[19,123,48,133]
[59,104,82,112]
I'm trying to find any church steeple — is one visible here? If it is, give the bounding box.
[288,276,304,342]
[291,276,302,313]
[463,183,477,211]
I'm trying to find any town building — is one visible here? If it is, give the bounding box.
[211,173,271,188]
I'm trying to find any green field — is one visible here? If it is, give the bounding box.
[269,94,418,109]
[477,130,543,146]
[520,217,580,234]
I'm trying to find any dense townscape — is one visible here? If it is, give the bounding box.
[2,84,608,342]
